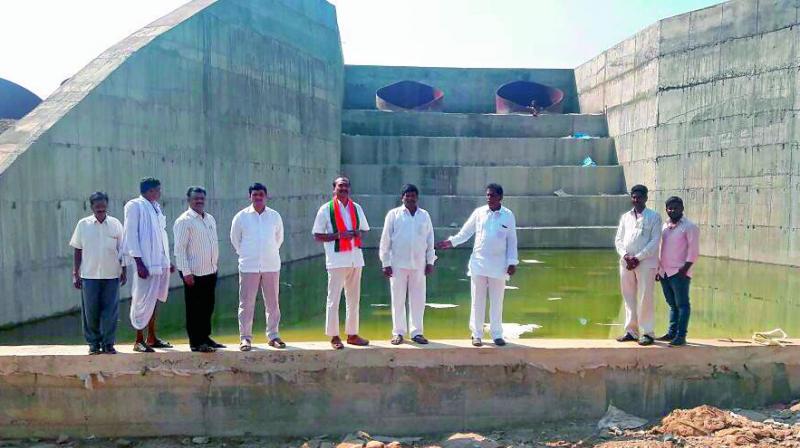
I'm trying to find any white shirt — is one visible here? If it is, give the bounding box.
[230,205,283,273]
[123,196,170,270]
[69,215,124,279]
[173,208,219,277]
[614,207,662,269]
[379,206,436,269]
[449,205,519,280]
[312,199,370,270]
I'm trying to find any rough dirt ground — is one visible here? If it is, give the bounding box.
[2,402,799,448]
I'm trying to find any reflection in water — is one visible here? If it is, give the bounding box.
[1,249,799,345]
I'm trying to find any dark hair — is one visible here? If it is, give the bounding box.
[248,183,267,194]
[486,183,504,196]
[139,177,161,194]
[630,184,648,196]
[186,186,207,198]
[401,184,419,196]
[333,176,350,188]
[665,196,683,207]
[89,191,109,205]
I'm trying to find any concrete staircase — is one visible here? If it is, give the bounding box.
[341,110,628,248]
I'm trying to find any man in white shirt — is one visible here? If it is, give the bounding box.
[436,183,519,347]
[173,186,223,353]
[379,184,436,345]
[69,192,127,355]
[614,184,662,346]
[312,176,370,350]
[230,183,285,351]
[123,177,175,353]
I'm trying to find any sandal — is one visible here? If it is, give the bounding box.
[133,341,154,353]
[239,340,252,352]
[390,335,403,345]
[149,338,173,349]
[331,336,344,350]
[268,338,286,349]
[411,335,429,345]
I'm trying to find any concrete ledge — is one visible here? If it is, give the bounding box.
[341,135,617,166]
[356,194,630,227]
[1,340,798,438]
[362,226,617,248]
[342,110,608,138]
[343,164,625,196]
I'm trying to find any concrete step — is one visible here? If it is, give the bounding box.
[342,110,608,138]
[354,194,630,228]
[341,135,617,166]
[361,226,617,249]
[344,164,626,196]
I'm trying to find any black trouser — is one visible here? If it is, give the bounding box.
[180,272,218,347]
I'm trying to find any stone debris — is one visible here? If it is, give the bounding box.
[115,439,133,447]
[440,433,502,448]
[597,404,648,430]
[732,409,769,422]
[191,437,210,445]
[54,436,69,446]
[364,441,384,448]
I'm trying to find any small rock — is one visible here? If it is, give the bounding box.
[597,404,648,430]
[116,438,133,447]
[791,402,800,413]
[320,443,335,448]
[192,437,210,445]
[777,409,794,419]
[336,443,363,448]
[55,436,69,446]
[441,433,502,448]
[385,443,403,448]
[364,442,384,448]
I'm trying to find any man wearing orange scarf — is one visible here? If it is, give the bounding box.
[313,177,371,349]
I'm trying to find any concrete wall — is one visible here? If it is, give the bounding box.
[1,340,798,438]
[576,0,800,266]
[0,0,343,327]
[345,65,579,113]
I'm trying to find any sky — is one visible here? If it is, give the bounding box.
[0,0,722,99]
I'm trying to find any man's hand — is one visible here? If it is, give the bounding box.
[507,265,517,276]
[72,274,82,290]
[435,240,453,250]
[425,264,434,276]
[677,267,689,278]
[183,274,195,287]
[655,273,662,282]
[135,258,149,279]
[120,268,128,286]
[382,267,393,279]
[170,263,176,274]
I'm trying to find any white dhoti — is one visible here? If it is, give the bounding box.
[325,267,362,337]
[390,267,426,337]
[619,265,656,338]
[129,268,170,330]
[470,275,506,340]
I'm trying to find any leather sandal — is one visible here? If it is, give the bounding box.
[347,334,369,346]
[411,335,429,345]
[390,335,404,345]
[133,341,154,353]
[331,336,344,350]
[268,338,286,349]
[149,338,173,349]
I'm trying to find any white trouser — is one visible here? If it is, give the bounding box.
[470,275,506,339]
[619,265,657,338]
[238,271,280,342]
[390,267,426,337]
[129,268,170,330]
[325,267,362,337]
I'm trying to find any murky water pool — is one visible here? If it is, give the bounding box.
[1,249,798,345]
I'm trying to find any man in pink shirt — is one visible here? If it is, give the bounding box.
[656,196,699,347]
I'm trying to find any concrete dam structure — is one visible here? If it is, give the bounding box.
[2,0,800,439]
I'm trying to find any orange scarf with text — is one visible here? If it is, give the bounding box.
[329,198,361,252]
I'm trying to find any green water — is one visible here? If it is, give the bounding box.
[1,249,799,345]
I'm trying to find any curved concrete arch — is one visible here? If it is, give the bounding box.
[0,0,343,326]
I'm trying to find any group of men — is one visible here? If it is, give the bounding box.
[69,175,698,355]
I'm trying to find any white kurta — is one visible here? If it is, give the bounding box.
[123,197,171,330]
[614,207,662,338]
[379,206,436,337]
[448,205,519,339]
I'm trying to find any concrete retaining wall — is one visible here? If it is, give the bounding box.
[0,0,343,327]
[1,341,797,438]
[344,65,579,113]
[575,0,800,265]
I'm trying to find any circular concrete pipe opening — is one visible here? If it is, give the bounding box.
[376,80,444,112]
[496,80,564,114]
[0,78,42,119]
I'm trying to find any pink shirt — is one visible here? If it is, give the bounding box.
[659,217,700,277]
